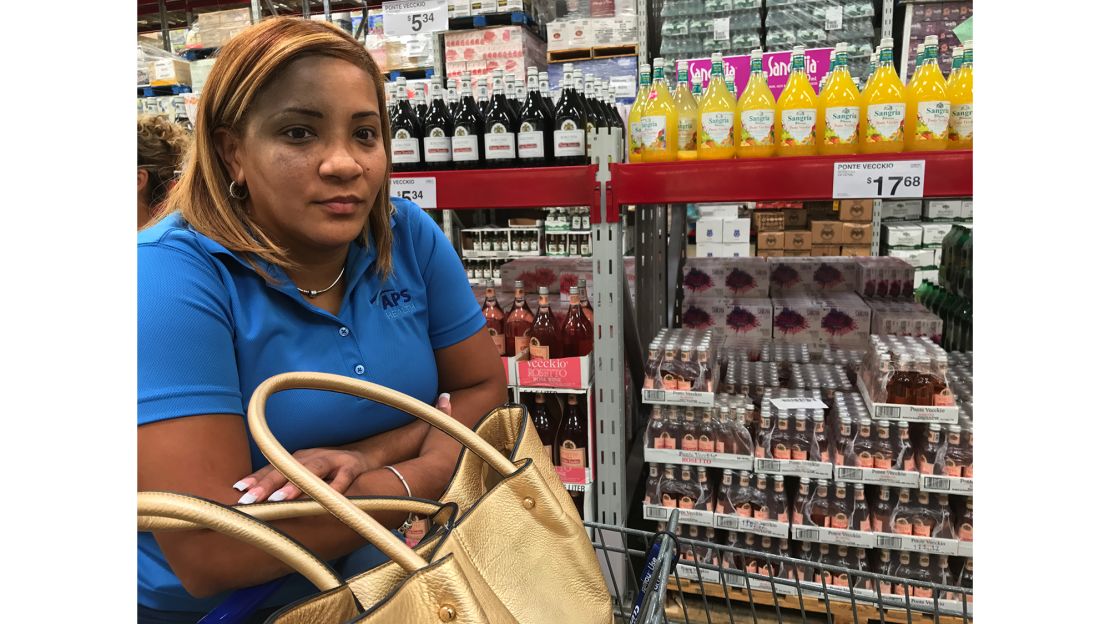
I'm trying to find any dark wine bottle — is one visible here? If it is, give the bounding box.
[538,70,556,117]
[422,81,453,170]
[446,78,461,119]
[476,76,491,118]
[483,70,519,168]
[390,78,423,172]
[552,69,588,166]
[451,72,485,170]
[517,68,553,167]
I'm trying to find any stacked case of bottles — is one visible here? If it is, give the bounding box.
[659,0,763,59]
[916,223,971,353]
[640,327,972,606]
[764,0,876,77]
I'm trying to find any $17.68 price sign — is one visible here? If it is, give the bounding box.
[391,176,437,210]
[833,159,926,199]
[383,0,448,37]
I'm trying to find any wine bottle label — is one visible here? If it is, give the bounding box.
[698,435,714,452]
[484,124,516,159]
[958,522,972,541]
[677,116,697,151]
[944,461,962,477]
[488,329,505,354]
[715,440,725,454]
[424,133,452,162]
[391,135,420,163]
[678,496,694,510]
[893,518,912,535]
[529,344,549,359]
[831,513,849,529]
[912,519,932,537]
[857,516,871,532]
[699,112,734,148]
[857,451,873,468]
[949,103,973,141]
[451,132,479,161]
[866,103,906,142]
[874,454,892,470]
[780,108,816,146]
[915,100,951,140]
[517,130,545,158]
[639,115,668,150]
[559,442,585,468]
[823,106,860,144]
[553,124,586,157]
[790,446,807,461]
[739,109,774,146]
[963,464,973,478]
[681,434,697,451]
[738,502,752,517]
[661,493,675,508]
[754,507,769,520]
[872,516,886,533]
[403,518,428,548]
[914,587,934,599]
[773,444,791,460]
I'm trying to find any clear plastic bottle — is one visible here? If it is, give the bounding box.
[790,411,811,461]
[770,475,789,523]
[734,470,754,517]
[807,479,832,527]
[895,420,916,471]
[811,412,830,462]
[850,483,871,531]
[716,469,736,514]
[752,473,771,520]
[828,482,852,529]
[792,477,812,525]
[873,420,895,470]
[770,414,793,460]
[871,486,894,533]
[889,487,914,535]
[695,466,714,510]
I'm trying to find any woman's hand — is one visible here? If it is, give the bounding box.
[232,393,452,503]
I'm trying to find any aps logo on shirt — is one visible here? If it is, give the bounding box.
[371,288,416,319]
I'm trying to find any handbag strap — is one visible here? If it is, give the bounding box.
[138,491,343,592]
[247,372,518,573]
[141,496,449,532]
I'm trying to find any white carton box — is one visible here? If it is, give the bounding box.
[696,243,726,258]
[546,20,570,50]
[720,242,750,257]
[920,222,953,246]
[882,224,923,248]
[887,248,935,269]
[698,203,739,219]
[448,0,471,18]
[961,200,973,220]
[880,200,922,221]
[722,218,751,243]
[696,218,724,243]
[924,199,961,220]
[567,19,595,48]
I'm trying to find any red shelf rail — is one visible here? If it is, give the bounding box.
[610,150,973,205]
[391,165,597,210]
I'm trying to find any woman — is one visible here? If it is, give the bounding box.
[137,114,190,229]
[137,18,506,622]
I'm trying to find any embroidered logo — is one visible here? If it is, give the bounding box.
[371,288,416,319]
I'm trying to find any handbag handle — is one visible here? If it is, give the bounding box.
[247,372,518,573]
[142,496,448,532]
[138,491,342,592]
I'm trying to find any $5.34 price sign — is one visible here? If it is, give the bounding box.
[833,159,926,199]
[383,0,448,37]
[391,176,437,210]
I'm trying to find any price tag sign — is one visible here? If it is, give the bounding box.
[833,160,926,199]
[383,0,448,37]
[824,6,844,30]
[391,176,438,209]
[713,17,730,41]
[770,397,828,411]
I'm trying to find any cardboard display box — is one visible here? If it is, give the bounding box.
[841,223,873,247]
[757,231,785,250]
[837,199,874,223]
[753,211,786,233]
[811,221,841,246]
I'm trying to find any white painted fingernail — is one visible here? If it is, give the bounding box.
[438,393,451,403]
[238,492,257,504]
[267,490,287,502]
[232,480,250,492]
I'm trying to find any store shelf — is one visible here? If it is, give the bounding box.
[391,166,595,210]
[611,151,973,204]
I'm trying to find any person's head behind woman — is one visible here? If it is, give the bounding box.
[159,17,394,277]
[137,114,190,229]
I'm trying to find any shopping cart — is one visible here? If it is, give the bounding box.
[586,511,972,624]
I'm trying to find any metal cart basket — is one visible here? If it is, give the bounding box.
[585,512,972,624]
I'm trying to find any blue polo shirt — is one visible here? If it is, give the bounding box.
[137,197,485,612]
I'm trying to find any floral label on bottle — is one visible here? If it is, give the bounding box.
[629,120,643,155]
[424,129,452,162]
[391,129,420,163]
[488,328,505,354]
[678,117,697,151]
[484,123,516,160]
[699,112,734,149]
[824,106,860,144]
[640,115,668,151]
[780,108,816,146]
[681,434,698,451]
[451,129,479,161]
[866,103,905,142]
[740,109,774,146]
[698,436,714,452]
[949,103,973,141]
[831,513,849,529]
[559,441,585,468]
[517,125,545,159]
[554,120,585,157]
[654,433,675,449]
[915,100,950,140]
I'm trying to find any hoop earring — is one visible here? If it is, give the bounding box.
[229,180,249,200]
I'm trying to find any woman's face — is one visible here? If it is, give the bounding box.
[218,55,386,257]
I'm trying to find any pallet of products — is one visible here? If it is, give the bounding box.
[445,25,548,83]
[184,7,251,50]
[764,0,876,76]
[904,0,973,77]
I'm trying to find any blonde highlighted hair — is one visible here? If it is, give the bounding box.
[158,17,393,278]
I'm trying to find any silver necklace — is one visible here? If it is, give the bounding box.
[296,267,345,298]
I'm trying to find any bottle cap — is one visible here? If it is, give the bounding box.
[793,45,805,54]
[677,59,688,71]
[925,35,939,45]
[881,37,894,48]
[917,43,926,53]
[569,286,579,295]
[953,46,964,57]
[711,52,722,63]
[653,57,664,68]
[538,286,549,295]
[751,48,762,58]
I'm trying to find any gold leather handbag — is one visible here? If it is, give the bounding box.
[247,372,614,624]
[138,491,362,624]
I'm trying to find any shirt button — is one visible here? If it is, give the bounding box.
[339,327,350,337]
[354,364,365,375]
